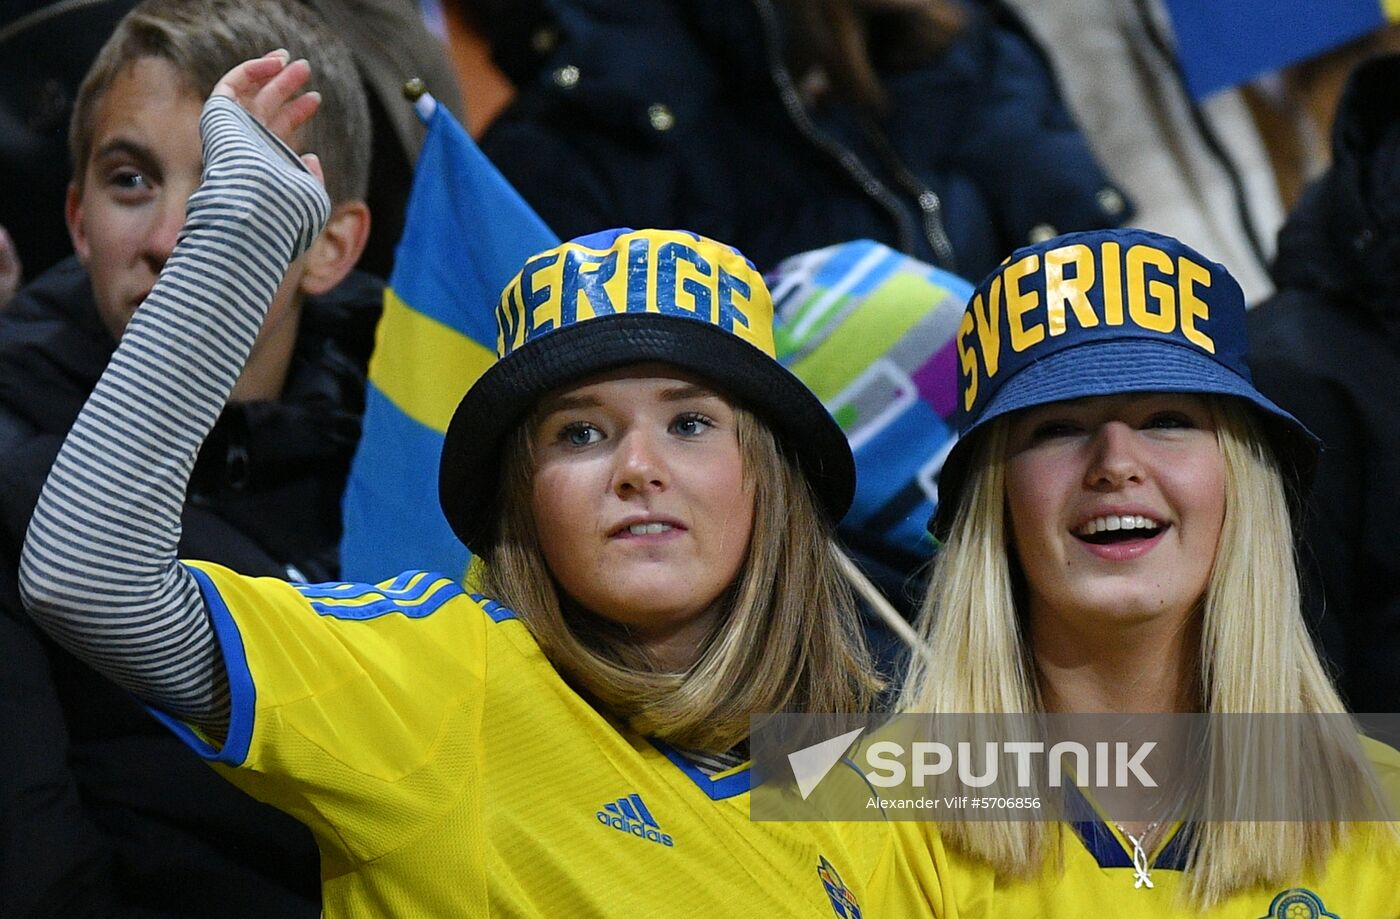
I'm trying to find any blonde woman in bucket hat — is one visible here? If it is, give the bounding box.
[896,228,1400,915]
[16,55,921,917]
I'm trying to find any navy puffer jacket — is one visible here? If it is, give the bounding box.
[480,0,1130,278]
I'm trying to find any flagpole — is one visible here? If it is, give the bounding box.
[834,549,923,652]
[402,78,438,123]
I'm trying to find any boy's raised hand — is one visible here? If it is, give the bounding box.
[211,51,324,185]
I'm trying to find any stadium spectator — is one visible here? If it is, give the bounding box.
[898,228,1400,910]
[16,53,924,916]
[0,2,376,914]
[1248,53,1400,715]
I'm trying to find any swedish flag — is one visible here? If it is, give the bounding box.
[339,97,557,582]
[1163,0,1400,99]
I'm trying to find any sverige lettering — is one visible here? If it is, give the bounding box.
[497,238,754,355]
[957,242,1218,411]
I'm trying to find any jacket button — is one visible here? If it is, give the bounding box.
[552,65,580,89]
[1029,223,1058,243]
[1096,187,1126,216]
[647,103,675,131]
[531,26,558,54]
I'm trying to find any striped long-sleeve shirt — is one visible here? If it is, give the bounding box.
[19,95,330,732]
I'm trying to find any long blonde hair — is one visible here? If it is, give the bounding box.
[482,405,879,753]
[901,396,1390,904]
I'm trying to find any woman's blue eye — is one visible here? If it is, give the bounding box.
[109,169,150,192]
[1032,421,1079,441]
[671,413,714,436]
[562,423,601,446]
[1146,413,1193,430]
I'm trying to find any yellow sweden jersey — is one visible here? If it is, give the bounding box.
[158,563,922,918]
[892,740,1400,918]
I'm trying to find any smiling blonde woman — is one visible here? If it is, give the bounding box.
[898,228,1400,916]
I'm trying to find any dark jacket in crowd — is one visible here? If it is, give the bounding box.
[0,256,383,917]
[478,0,1130,278]
[1247,54,1400,714]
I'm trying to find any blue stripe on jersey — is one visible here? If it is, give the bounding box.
[297,572,463,620]
[296,569,439,599]
[1152,823,1192,871]
[1063,782,1188,871]
[1069,819,1133,869]
[470,593,519,623]
[1067,818,1190,872]
[146,564,257,766]
[652,740,751,800]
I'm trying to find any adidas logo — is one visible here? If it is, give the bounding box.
[595,793,674,847]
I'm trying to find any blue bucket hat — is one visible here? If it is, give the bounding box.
[930,227,1318,539]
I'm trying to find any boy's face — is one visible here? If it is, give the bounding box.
[66,56,304,340]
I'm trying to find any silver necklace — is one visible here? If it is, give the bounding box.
[1113,821,1160,889]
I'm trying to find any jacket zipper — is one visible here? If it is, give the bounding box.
[864,124,959,270]
[752,0,957,270]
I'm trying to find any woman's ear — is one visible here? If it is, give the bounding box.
[298,199,371,295]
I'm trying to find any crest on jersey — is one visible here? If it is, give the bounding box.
[817,855,861,919]
[1259,888,1340,919]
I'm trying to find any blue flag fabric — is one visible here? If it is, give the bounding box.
[339,100,558,583]
[1162,0,1391,99]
